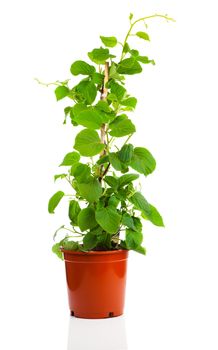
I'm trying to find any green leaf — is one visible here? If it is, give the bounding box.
[130,49,139,58]
[129,13,133,21]
[109,115,136,137]
[109,80,126,101]
[130,147,156,176]
[71,163,91,183]
[121,97,137,109]
[59,151,80,166]
[108,195,120,208]
[118,173,139,188]
[74,129,105,157]
[95,207,121,234]
[137,56,155,65]
[117,58,142,75]
[122,213,136,230]
[109,63,125,81]
[142,204,164,227]
[118,144,134,163]
[55,86,69,101]
[83,232,98,250]
[123,42,130,53]
[100,36,117,47]
[78,177,102,203]
[136,31,150,41]
[126,229,143,249]
[97,155,109,165]
[48,191,65,214]
[129,192,151,217]
[70,60,95,76]
[133,245,146,255]
[91,72,104,85]
[109,152,123,171]
[52,243,63,260]
[104,176,118,189]
[54,174,67,181]
[78,207,97,231]
[68,200,81,225]
[133,217,143,232]
[62,240,79,251]
[76,81,97,104]
[74,107,105,129]
[88,48,115,64]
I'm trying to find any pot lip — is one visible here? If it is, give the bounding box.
[60,248,128,255]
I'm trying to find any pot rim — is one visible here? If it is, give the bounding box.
[60,248,128,255]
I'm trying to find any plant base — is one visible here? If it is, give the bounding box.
[62,249,129,319]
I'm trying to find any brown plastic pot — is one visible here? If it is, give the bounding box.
[61,249,129,319]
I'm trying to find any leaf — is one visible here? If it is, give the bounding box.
[95,207,121,234]
[137,56,155,65]
[104,176,118,189]
[109,80,126,101]
[118,144,134,163]
[71,163,91,183]
[133,245,146,255]
[117,58,142,75]
[76,81,97,104]
[70,60,95,76]
[52,243,63,260]
[142,204,164,227]
[54,174,67,181]
[100,36,117,47]
[74,107,104,129]
[126,229,143,249]
[59,151,80,166]
[121,97,137,109]
[62,240,79,251]
[83,232,98,250]
[109,63,125,81]
[109,115,136,137]
[48,191,65,214]
[78,177,102,203]
[136,31,150,41]
[97,155,109,165]
[123,42,130,53]
[78,207,97,231]
[118,173,139,188]
[129,13,133,21]
[130,147,156,176]
[68,200,81,225]
[88,48,115,64]
[129,192,151,217]
[108,195,120,208]
[55,86,69,101]
[109,152,123,171]
[122,213,136,230]
[74,129,105,157]
[91,72,104,85]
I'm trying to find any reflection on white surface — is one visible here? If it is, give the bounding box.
[67,315,128,350]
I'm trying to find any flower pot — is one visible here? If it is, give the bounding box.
[61,249,129,319]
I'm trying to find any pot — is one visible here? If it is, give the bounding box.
[61,249,129,319]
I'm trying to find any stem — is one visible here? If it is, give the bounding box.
[99,62,110,179]
[121,14,175,60]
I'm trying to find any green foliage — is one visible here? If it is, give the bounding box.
[78,177,102,202]
[68,200,81,225]
[70,60,95,76]
[100,36,117,47]
[48,191,65,214]
[74,129,105,156]
[55,86,69,101]
[59,151,80,166]
[130,147,156,176]
[95,207,121,234]
[78,207,97,231]
[44,13,175,258]
[136,31,150,41]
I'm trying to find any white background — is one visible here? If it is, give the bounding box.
[1,0,218,349]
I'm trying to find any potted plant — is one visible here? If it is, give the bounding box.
[44,13,174,319]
